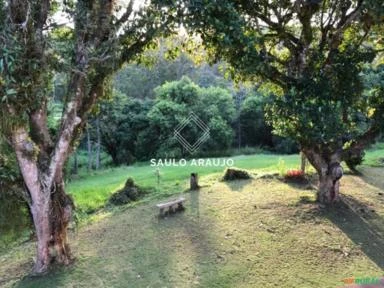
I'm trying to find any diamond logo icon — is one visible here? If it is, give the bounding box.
[174,112,210,154]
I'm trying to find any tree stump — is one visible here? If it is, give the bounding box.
[190,173,199,190]
[300,152,306,174]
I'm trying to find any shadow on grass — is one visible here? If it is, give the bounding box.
[292,193,384,270]
[189,189,200,218]
[14,190,243,288]
[152,190,246,288]
[358,167,384,192]
[13,265,75,288]
[222,179,253,192]
[283,173,319,192]
[284,180,316,191]
[325,196,384,270]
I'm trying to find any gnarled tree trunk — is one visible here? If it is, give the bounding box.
[29,194,51,274]
[4,0,167,276]
[50,174,74,266]
[12,111,78,274]
[303,148,343,205]
[318,171,341,204]
[26,177,73,274]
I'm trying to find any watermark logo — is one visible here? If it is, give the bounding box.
[341,276,384,287]
[150,112,233,168]
[174,112,210,154]
[150,158,234,167]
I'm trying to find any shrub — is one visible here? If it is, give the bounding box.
[109,178,147,205]
[222,168,252,181]
[344,148,365,171]
[0,139,31,249]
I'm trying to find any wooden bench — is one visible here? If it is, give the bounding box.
[156,197,186,216]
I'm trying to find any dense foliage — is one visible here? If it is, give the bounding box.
[0,137,30,248]
[0,0,179,273]
[154,0,384,203]
[84,42,303,167]
[100,77,236,163]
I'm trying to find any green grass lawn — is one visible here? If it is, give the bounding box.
[68,143,384,215]
[2,169,383,288]
[67,153,301,213]
[363,142,384,167]
[1,147,383,287]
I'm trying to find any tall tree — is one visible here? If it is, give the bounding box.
[0,0,175,274]
[86,125,93,172]
[158,0,384,204]
[95,117,101,170]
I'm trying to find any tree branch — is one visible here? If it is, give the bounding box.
[329,0,364,49]
[11,127,46,202]
[115,0,134,28]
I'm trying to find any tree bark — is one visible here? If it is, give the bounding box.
[30,194,51,274]
[318,173,341,204]
[95,118,101,170]
[87,126,93,171]
[300,152,306,174]
[5,0,162,276]
[50,174,74,266]
[12,127,75,274]
[303,148,343,205]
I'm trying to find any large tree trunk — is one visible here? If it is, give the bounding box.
[5,0,151,276]
[12,121,77,274]
[303,148,343,205]
[29,194,51,274]
[318,173,341,204]
[50,174,74,266]
[28,178,73,274]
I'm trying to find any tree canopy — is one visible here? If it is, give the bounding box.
[0,0,177,274]
[154,0,384,203]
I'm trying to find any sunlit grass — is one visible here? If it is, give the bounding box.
[363,143,384,167]
[67,153,301,213]
[2,148,384,287]
[6,174,384,288]
[67,145,384,214]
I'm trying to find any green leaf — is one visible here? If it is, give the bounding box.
[6,88,16,95]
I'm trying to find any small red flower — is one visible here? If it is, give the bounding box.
[285,169,304,179]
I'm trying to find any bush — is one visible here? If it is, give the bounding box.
[0,139,31,249]
[109,178,147,205]
[222,168,252,181]
[344,148,365,171]
[0,189,31,250]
